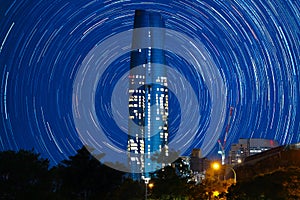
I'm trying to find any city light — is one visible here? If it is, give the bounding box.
[212,161,237,184]
[148,183,154,189]
[213,191,220,197]
[212,162,221,170]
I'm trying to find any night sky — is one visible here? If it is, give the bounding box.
[0,0,299,167]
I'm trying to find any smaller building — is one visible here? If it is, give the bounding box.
[190,149,210,173]
[228,138,279,165]
[235,143,300,181]
[188,149,211,183]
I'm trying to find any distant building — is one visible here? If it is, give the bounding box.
[243,142,300,165]
[190,149,201,172]
[228,138,279,165]
[189,149,211,183]
[190,149,209,172]
[235,143,300,181]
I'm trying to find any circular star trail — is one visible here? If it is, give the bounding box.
[0,0,299,166]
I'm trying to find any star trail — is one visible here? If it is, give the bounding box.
[0,0,299,166]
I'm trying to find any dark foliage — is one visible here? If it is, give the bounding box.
[0,149,53,199]
[52,146,124,200]
[149,166,189,199]
[111,179,145,200]
[226,167,300,200]
[2,147,298,200]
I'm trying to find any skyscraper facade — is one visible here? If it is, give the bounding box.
[127,10,169,180]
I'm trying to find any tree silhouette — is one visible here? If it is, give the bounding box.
[226,167,300,200]
[150,165,188,199]
[111,178,144,200]
[52,146,124,200]
[0,149,53,199]
[172,157,191,178]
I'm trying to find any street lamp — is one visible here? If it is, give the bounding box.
[211,162,236,184]
[143,178,154,200]
[144,178,150,200]
[227,165,237,184]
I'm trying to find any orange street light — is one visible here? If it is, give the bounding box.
[148,183,154,189]
[212,161,236,184]
[212,162,221,170]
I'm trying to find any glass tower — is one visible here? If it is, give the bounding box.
[128,10,169,180]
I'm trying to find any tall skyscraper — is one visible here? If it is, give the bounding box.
[127,10,169,180]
